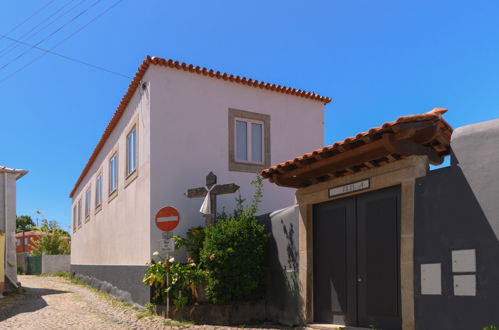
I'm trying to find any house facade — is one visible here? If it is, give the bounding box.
[0,166,27,293]
[69,56,330,304]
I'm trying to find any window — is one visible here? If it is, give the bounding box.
[85,188,91,220]
[235,119,263,163]
[126,126,137,176]
[24,238,28,246]
[77,199,82,227]
[109,153,118,194]
[228,108,270,172]
[72,205,77,232]
[16,239,20,247]
[95,173,102,208]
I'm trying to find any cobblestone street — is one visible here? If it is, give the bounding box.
[0,276,286,330]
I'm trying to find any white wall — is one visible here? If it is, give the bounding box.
[71,71,152,266]
[0,172,19,285]
[148,66,325,255]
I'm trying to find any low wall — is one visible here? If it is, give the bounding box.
[42,255,70,274]
[258,205,301,326]
[71,264,149,306]
[154,300,266,325]
[16,253,28,274]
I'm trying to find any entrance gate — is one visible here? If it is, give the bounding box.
[27,255,42,275]
[313,186,401,330]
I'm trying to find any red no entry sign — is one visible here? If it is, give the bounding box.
[155,206,180,232]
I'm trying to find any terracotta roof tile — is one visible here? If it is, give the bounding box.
[261,107,453,187]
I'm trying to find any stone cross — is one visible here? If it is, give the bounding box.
[185,172,239,226]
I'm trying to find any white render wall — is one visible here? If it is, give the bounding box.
[71,71,152,266]
[148,65,325,254]
[0,172,19,285]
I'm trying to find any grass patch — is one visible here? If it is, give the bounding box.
[136,302,154,319]
[164,319,195,327]
[38,271,139,312]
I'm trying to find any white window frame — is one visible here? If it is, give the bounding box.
[16,239,20,247]
[95,173,102,208]
[234,117,264,164]
[85,188,91,220]
[126,126,137,177]
[109,152,118,195]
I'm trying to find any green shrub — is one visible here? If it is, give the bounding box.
[200,176,269,304]
[17,265,23,275]
[172,226,205,263]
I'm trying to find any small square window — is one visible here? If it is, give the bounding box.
[229,109,270,173]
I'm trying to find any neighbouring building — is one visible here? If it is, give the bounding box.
[0,166,27,293]
[69,56,331,305]
[262,109,499,330]
[15,230,71,254]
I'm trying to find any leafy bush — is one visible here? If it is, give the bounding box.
[30,219,71,256]
[172,226,205,263]
[200,176,269,304]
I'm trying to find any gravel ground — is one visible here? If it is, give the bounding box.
[0,275,291,330]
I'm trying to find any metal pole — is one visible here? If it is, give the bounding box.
[166,251,169,319]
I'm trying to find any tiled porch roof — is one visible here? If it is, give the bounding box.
[261,107,453,188]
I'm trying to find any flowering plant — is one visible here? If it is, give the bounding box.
[143,252,207,309]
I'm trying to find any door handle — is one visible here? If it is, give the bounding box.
[357,277,362,283]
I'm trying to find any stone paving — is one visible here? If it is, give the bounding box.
[0,275,289,330]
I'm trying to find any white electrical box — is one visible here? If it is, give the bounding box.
[453,274,476,296]
[421,263,442,295]
[452,249,476,273]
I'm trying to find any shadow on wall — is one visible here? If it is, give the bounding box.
[415,160,499,330]
[258,205,301,327]
[0,286,69,322]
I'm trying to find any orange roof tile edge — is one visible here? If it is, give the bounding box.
[261,107,453,179]
[69,56,331,197]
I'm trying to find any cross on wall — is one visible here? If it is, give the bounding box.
[185,172,239,226]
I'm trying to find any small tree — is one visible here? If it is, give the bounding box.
[30,218,70,256]
[16,215,36,253]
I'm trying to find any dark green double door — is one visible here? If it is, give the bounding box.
[313,186,401,330]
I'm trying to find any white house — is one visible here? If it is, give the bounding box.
[69,56,330,304]
[0,165,27,293]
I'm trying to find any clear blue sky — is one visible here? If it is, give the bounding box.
[1,1,498,231]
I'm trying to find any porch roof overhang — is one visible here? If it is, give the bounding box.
[261,107,453,188]
[0,166,28,180]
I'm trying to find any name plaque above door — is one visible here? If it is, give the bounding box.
[329,179,370,198]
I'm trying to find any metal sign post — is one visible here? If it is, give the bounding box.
[161,231,175,319]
